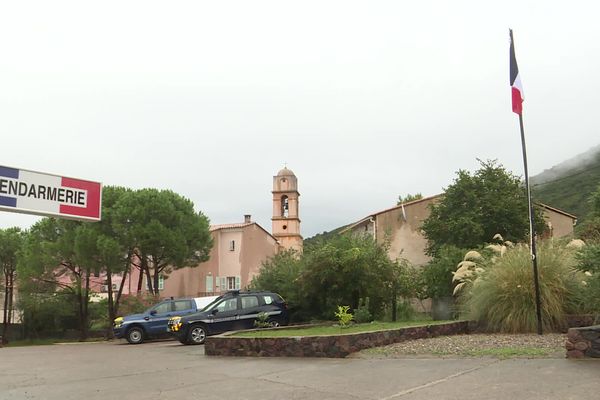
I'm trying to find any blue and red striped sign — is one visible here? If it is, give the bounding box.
[0,165,102,222]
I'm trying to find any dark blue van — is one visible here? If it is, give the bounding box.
[167,291,288,345]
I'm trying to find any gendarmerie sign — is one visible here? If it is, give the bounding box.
[0,165,102,221]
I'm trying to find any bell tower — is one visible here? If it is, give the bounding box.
[272,166,303,252]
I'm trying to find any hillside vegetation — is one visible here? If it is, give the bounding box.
[532,145,600,222]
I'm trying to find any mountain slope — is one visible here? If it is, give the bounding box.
[531,145,600,221]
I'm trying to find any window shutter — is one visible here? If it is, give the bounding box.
[215,276,219,289]
[235,276,241,290]
[221,277,227,291]
[205,276,213,293]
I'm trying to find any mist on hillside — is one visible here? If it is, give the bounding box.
[531,144,600,185]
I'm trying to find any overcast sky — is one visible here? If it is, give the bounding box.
[1,1,599,237]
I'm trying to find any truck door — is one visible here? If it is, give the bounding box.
[207,297,240,334]
[239,295,261,330]
[146,301,174,335]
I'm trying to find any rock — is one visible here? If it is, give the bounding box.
[565,340,574,350]
[573,341,590,351]
[566,349,585,358]
[581,330,600,341]
[586,348,600,358]
[567,329,582,341]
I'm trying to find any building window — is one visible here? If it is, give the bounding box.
[205,276,213,293]
[146,275,165,291]
[229,240,235,251]
[227,276,240,290]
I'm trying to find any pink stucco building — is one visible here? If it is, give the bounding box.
[95,167,303,301]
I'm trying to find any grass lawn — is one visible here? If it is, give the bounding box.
[233,320,454,338]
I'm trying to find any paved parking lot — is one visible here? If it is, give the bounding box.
[1,339,598,400]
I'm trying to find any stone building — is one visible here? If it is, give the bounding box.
[342,195,577,266]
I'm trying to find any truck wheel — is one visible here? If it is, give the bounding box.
[126,327,144,344]
[178,337,189,345]
[267,319,281,327]
[187,324,206,345]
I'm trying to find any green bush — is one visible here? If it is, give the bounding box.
[575,242,600,315]
[461,240,585,333]
[422,245,466,299]
[334,305,353,328]
[395,299,417,321]
[18,290,79,339]
[353,298,373,323]
[248,249,308,321]
[251,235,401,322]
[254,312,271,329]
[88,297,109,331]
[116,293,159,317]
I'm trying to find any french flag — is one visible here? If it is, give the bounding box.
[510,29,524,115]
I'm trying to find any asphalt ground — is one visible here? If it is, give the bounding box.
[0,339,598,400]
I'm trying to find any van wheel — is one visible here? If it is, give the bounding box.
[126,327,144,344]
[187,324,207,345]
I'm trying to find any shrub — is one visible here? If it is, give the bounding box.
[254,312,271,329]
[116,293,159,316]
[422,245,466,299]
[460,240,585,333]
[334,305,353,328]
[575,242,600,315]
[395,299,417,321]
[353,298,373,323]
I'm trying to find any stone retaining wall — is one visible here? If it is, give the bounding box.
[566,325,600,358]
[205,321,470,358]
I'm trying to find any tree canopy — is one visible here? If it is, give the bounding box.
[422,160,546,255]
[251,234,413,321]
[1,227,24,344]
[113,188,212,295]
[15,186,213,339]
[397,193,423,205]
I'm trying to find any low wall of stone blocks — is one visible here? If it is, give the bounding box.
[566,325,600,358]
[204,321,470,358]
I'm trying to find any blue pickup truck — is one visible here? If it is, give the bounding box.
[113,296,218,344]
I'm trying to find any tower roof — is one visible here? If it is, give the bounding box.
[277,167,295,176]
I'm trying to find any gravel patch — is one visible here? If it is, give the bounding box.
[354,333,566,359]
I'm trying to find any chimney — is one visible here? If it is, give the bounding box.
[244,214,251,223]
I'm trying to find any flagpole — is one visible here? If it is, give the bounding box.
[511,29,543,335]
[518,111,543,335]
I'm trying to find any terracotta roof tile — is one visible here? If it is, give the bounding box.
[209,222,254,231]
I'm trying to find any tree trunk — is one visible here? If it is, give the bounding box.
[391,291,397,322]
[81,271,90,341]
[2,270,9,345]
[142,256,153,294]
[7,271,13,325]
[105,267,115,339]
[74,271,85,341]
[114,259,129,317]
[153,265,160,296]
[136,250,145,294]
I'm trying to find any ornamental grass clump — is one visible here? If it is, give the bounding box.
[460,239,584,333]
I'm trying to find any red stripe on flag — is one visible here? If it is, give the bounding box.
[59,178,102,220]
[511,87,523,115]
